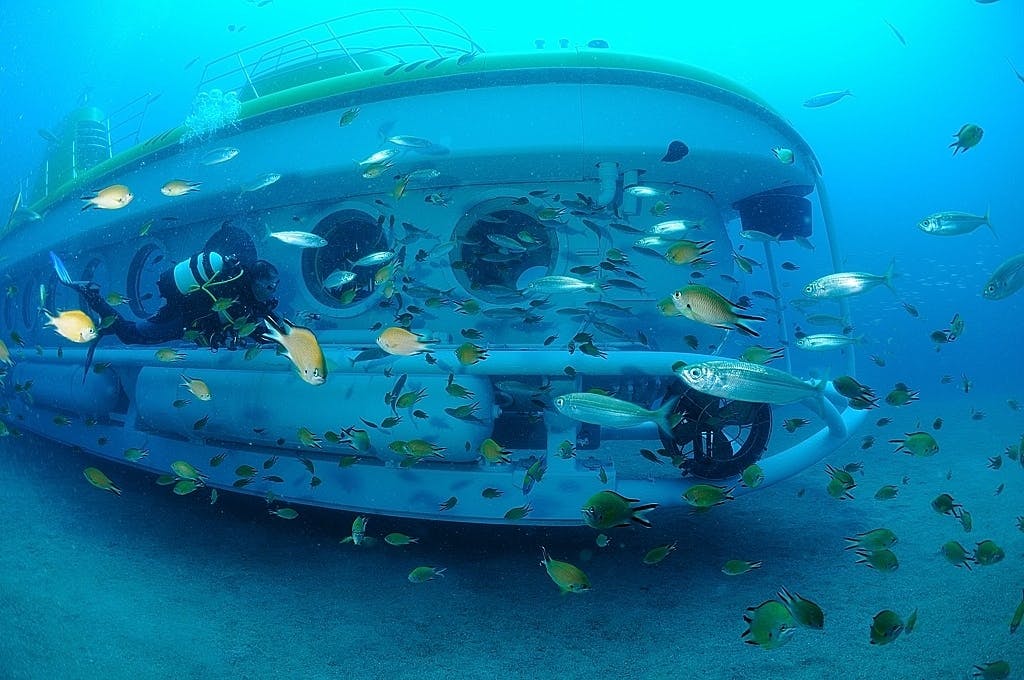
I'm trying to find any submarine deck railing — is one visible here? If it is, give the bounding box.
[196,8,484,99]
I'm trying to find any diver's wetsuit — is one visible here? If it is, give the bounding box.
[81,267,279,348]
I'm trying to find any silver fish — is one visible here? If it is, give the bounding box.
[917,210,994,237]
[486,234,526,252]
[200,147,240,166]
[243,172,282,192]
[676,359,824,405]
[804,261,895,299]
[648,219,702,236]
[322,269,356,289]
[624,185,661,198]
[358,148,401,166]
[553,393,678,433]
[270,231,327,248]
[803,90,853,108]
[352,250,396,268]
[982,253,1024,300]
[524,275,605,295]
[387,135,434,148]
[795,333,864,351]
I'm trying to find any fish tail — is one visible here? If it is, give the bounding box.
[734,321,761,338]
[882,258,897,294]
[653,395,681,434]
[983,206,996,238]
[630,503,659,528]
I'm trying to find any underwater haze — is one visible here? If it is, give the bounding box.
[2,2,1024,679]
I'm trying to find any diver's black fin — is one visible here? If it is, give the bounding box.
[81,334,103,384]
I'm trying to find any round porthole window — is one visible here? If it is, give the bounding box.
[127,243,168,319]
[451,199,556,302]
[302,209,389,309]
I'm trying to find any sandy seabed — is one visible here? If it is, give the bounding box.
[1,395,1021,680]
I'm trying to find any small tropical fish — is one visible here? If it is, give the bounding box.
[1010,589,1024,633]
[738,345,785,365]
[844,527,897,552]
[642,542,677,565]
[81,184,134,210]
[974,539,1005,566]
[408,566,446,583]
[439,496,458,511]
[269,507,299,519]
[45,309,97,343]
[454,342,488,365]
[123,447,149,462]
[971,661,1011,680]
[874,485,899,501]
[338,108,360,126]
[742,600,796,649]
[385,532,418,546]
[778,587,824,629]
[264,317,326,385]
[741,464,765,489]
[322,269,356,290]
[525,275,605,295]
[722,559,762,576]
[270,231,327,248]
[156,348,187,364]
[671,285,765,336]
[376,326,434,356]
[481,487,504,499]
[884,383,919,406]
[941,540,973,569]
[889,431,938,457]
[161,179,201,196]
[855,548,899,572]
[180,374,212,401]
[581,490,657,529]
[869,610,904,645]
[683,484,734,509]
[803,89,853,108]
[796,333,864,351]
[771,147,794,164]
[949,123,983,155]
[783,418,810,433]
[540,547,590,593]
[83,467,121,495]
[503,502,533,520]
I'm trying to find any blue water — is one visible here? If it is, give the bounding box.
[2,2,1024,678]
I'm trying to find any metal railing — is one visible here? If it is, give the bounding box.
[195,8,483,99]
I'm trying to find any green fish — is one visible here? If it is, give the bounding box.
[581,490,657,529]
[722,559,762,576]
[742,600,796,650]
[889,431,938,457]
[974,539,1005,566]
[408,566,445,583]
[869,609,904,645]
[540,547,590,594]
[682,484,734,509]
[940,540,973,570]
[642,542,677,566]
[778,587,824,629]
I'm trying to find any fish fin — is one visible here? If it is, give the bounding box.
[882,258,897,294]
[653,395,681,434]
[735,310,766,322]
[630,503,658,528]
[81,335,102,384]
[734,322,761,338]
[983,206,996,238]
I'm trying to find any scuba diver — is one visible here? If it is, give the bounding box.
[53,222,281,349]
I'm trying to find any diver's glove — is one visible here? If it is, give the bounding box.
[67,281,102,303]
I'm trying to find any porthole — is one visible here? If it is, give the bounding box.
[302,209,389,309]
[450,198,556,302]
[127,243,168,319]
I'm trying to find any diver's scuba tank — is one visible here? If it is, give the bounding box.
[171,251,225,294]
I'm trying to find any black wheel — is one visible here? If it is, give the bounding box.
[658,381,772,480]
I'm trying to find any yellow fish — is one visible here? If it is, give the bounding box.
[0,338,12,366]
[83,467,121,496]
[81,184,133,211]
[45,309,97,343]
[161,179,201,196]
[180,374,212,401]
[376,326,435,356]
[264,317,326,385]
[540,546,590,594]
[671,284,765,337]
